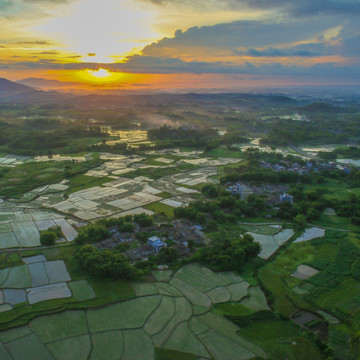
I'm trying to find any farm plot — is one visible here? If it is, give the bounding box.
[11,221,40,247]
[160,199,183,208]
[90,330,124,360]
[247,228,294,259]
[292,265,319,280]
[0,263,265,360]
[0,210,77,249]
[0,255,94,308]
[182,157,241,167]
[27,283,71,304]
[68,281,96,302]
[49,176,163,220]
[241,224,281,236]
[294,227,325,243]
[240,287,270,311]
[0,232,18,249]
[47,335,91,360]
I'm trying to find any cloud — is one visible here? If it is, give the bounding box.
[23,0,69,2]
[141,19,339,57]
[245,47,318,57]
[16,41,53,46]
[0,0,11,10]
[141,0,360,17]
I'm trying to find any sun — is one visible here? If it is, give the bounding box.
[76,68,126,84]
[88,68,112,79]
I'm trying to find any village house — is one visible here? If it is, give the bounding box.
[147,236,167,252]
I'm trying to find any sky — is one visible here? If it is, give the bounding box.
[0,0,360,92]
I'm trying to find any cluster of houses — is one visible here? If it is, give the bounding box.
[260,160,352,175]
[226,183,253,199]
[280,193,293,203]
[260,160,314,175]
[94,219,206,262]
[225,181,290,204]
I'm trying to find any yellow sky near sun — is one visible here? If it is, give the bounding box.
[27,0,158,63]
[1,0,267,65]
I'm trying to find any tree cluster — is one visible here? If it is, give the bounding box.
[77,245,139,280]
[175,190,267,226]
[193,233,261,272]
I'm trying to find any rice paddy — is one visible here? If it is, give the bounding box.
[0,211,78,250]
[0,255,94,310]
[0,263,268,359]
[0,148,351,359]
[245,226,294,259]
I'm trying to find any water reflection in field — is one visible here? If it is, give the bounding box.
[105,130,154,147]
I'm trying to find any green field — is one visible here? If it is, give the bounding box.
[144,201,174,217]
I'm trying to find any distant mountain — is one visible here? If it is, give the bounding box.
[0,77,71,103]
[0,77,35,99]
[17,77,79,89]
[0,78,301,107]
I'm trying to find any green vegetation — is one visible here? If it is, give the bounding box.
[155,348,197,360]
[148,125,220,149]
[77,245,139,280]
[66,174,113,195]
[39,231,56,246]
[0,158,103,198]
[192,233,260,272]
[1,95,360,359]
[75,223,110,245]
[238,316,324,360]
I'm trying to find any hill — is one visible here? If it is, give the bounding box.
[0,77,35,99]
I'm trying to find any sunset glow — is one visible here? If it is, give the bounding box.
[88,69,112,79]
[0,0,358,91]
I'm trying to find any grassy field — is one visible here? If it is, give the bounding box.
[144,201,174,217]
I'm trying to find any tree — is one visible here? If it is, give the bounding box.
[75,223,110,244]
[206,220,218,231]
[156,247,179,265]
[202,184,219,198]
[195,212,207,225]
[351,331,360,359]
[40,231,56,246]
[120,222,134,233]
[77,245,139,279]
[133,214,153,227]
[196,233,260,272]
[294,214,307,232]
